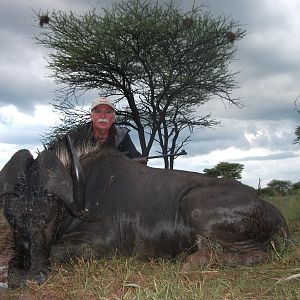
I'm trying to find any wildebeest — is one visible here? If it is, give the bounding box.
[0,133,289,288]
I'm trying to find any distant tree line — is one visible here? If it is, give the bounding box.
[259,179,300,196]
[202,162,299,197]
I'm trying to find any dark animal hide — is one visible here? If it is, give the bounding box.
[0,143,289,288]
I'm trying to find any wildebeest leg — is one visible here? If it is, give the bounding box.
[181,237,213,271]
[219,250,268,266]
[182,250,269,271]
[179,186,286,271]
[181,237,269,271]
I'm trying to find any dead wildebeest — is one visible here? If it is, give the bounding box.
[0,133,289,288]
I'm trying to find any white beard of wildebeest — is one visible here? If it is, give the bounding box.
[54,139,100,169]
[50,130,101,169]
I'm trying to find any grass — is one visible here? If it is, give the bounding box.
[1,192,300,300]
[4,256,300,299]
[263,190,300,222]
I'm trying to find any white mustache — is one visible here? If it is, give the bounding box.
[97,118,109,123]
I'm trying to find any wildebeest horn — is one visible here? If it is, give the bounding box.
[66,134,100,222]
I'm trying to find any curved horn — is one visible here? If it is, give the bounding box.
[66,134,85,210]
[65,135,100,222]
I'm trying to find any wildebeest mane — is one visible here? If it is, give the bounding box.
[46,124,101,168]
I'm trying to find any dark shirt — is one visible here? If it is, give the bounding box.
[115,127,142,158]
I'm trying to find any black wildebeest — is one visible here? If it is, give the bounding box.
[0,133,289,288]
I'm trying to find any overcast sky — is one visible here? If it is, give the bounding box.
[0,0,299,188]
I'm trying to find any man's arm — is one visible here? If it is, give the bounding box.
[118,133,141,158]
[118,133,148,165]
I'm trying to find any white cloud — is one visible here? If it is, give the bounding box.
[0,105,59,169]
[149,146,300,188]
[0,105,58,126]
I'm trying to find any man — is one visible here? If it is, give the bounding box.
[89,97,146,163]
[46,97,147,165]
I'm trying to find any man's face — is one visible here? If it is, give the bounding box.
[91,104,115,131]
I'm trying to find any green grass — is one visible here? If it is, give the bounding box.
[263,190,300,222]
[1,193,300,300]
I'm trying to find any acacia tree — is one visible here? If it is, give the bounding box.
[203,162,244,180]
[36,0,245,168]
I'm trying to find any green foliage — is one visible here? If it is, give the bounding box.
[203,161,244,180]
[36,0,245,167]
[267,179,293,195]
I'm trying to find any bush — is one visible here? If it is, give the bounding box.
[267,179,293,195]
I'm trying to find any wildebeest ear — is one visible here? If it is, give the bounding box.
[34,150,74,207]
[0,149,34,194]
